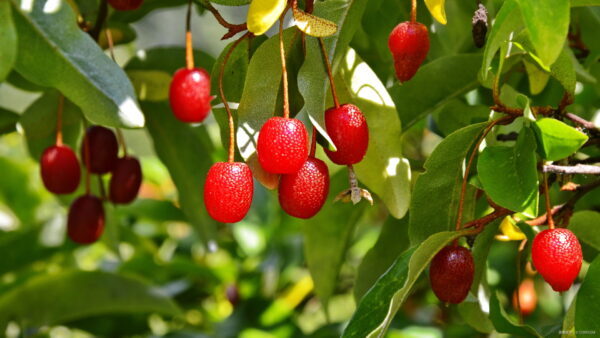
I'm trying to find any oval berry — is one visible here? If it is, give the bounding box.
[67,195,105,244]
[204,162,254,223]
[388,21,430,82]
[257,117,309,174]
[109,156,142,204]
[81,126,119,174]
[279,157,329,219]
[323,104,369,165]
[429,245,474,304]
[512,278,537,316]
[532,228,582,292]
[108,0,143,10]
[40,145,81,194]
[169,68,213,123]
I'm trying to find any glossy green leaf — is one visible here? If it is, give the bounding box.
[571,0,600,5]
[343,229,473,337]
[117,199,186,223]
[471,219,501,293]
[0,0,17,81]
[125,47,215,76]
[575,255,600,334]
[390,54,483,129]
[0,157,40,226]
[532,118,589,161]
[489,290,541,337]
[409,123,486,244]
[0,108,19,135]
[550,46,577,95]
[458,298,494,334]
[127,70,172,102]
[524,60,550,95]
[0,228,69,276]
[478,126,539,217]
[569,211,600,251]
[433,100,490,137]
[515,0,569,68]
[0,270,182,330]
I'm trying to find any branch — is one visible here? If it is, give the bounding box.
[88,0,108,41]
[199,0,248,39]
[565,112,598,131]
[543,164,600,175]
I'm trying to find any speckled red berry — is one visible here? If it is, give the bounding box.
[204,162,253,223]
[388,21,430,82]
[40,145,81,194]
[109,156,142,204]
[279,157,329,219]
[429,245,474,304]
[323,104,368,165]
[532,228,582,292]
[67,195,105,244]
[257,117,309,174]
[169,68,213,123]
[81,126,119,174]
[108,0,143,11]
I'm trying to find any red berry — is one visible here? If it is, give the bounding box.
[429,245,474,304]
[323,104,369,165]
[169,68,213,123]
[204,162,253,223]
[388,21,430,82]
[257,117,309,174]
[40,145,81,194]
[108,0,143,11]
[109,156,142,204]
[279,157,329,219]
[512,278,537,316]
[67,195,105,244]
[532,228,582,292]
[81,126,119,175]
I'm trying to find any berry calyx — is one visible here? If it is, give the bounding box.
[109,156,142,204]
[531,228,582,292]
[279,157,329,219]
[512,278,537,316]
[204,162,253,223]
[108,0,143,11]
[429,245,474,304]
[67,195,105,244]
[388,21,430,82]
[81,126,119,175]
[323,104,369,165]
[169,68,213,123]
[40,145,81,194]
[257,117,309,174]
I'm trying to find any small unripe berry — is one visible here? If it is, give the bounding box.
[257,117,309,174]
[512,278,537,316]
[40,145,81,194]
[532,228,582,292]
[204,162,253,223]
[67,195,105,244]
[279,157,329,219]
[324,104,369,165]
[109,156,142,204]
[388,21,430,82]
[81,126,119,175]
[169,68,213,123]
[429,245,474,304]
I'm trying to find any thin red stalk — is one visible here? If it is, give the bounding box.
[55,95,64,146]
[318,37,339,108]
[185,0,195,69]
[279,12,290,119]
[410,0,417,22]
[84,124,91,195]
[310,127,317,157]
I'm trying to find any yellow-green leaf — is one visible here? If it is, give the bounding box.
[425,0,447,25]
[292,7,338,37]
[247,0,286,35]
[127,70,172,102]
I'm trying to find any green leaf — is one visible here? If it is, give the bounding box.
[9,0,144,128]
[478,126,539,217]
[0,228,67,276]
[127,70,172,102]
[434,100,490,137]
[532,118,589,161]
[569,211,600,251]
[524,60,551,95]
[550,46,577,95]
[208,0,252,5]
[125,47,215,75]
[336,49,411,219]
[390,54,483,129]
[515,0,569,68]
[489,290,541,337]
[471,218,501,293]
[571,0,600,5]
[0,108,19,135]
[409,123,486,245]
[0,0,17,81]
[458,298,495,334]
[0,270,182,330]
[0,157,41,226]
[117,199,186,223]
[143,101,216,245]
[575,255,600,335]
[343,229,473,337]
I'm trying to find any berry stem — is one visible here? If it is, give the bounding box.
[410,0,417,23]
[310,127,317,157]
[115,128,128,157]
[89,0,108,41]
[105,28,116,62]
[55,95,64,146]
[318,37,340,108]
[98,175,106,201]
[185,0,195,70]
[279,11,290,119]
[543,171,556,229]
[198,0,247,40]
[219,32,251,163]
[83,123,92,195]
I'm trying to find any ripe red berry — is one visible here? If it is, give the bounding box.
[108,0,143,11]
[429,245,474,304]
[532,228,582,292]
[257,117,309,174]
[388,21,430,82]
[512,278,537,316]
[67,195,105,244]
[169,68,213,123]
[81,126,119,175]
[109,156,142,204]
[204,162,253,223]
[279,157,329,219]
[40,145,81,194]
[323,104,369,165]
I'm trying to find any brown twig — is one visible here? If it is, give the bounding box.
[89,0,108,41]
[543,164,600,175]
[279,12,290,119]
[463,204,512,231]
[200,0,248,40]
[565,112,598,131]
[410,0,417,22]
[317,37,340,108]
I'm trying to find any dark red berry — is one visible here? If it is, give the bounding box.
[108,0,143,11]
[512,278,537,316]
[81,126,119,175]
[323,104,369,165]
[388,21,430,82]
[40,145,81,194]
[109,156,142,204]
[279,157,329,219]
[204,162,253,223]
[257,117,309,174]
[429,245,474,304]
[67,195,105,244]
[169,68,213,123]
[226,284,240,306]
[532,228,582,292]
